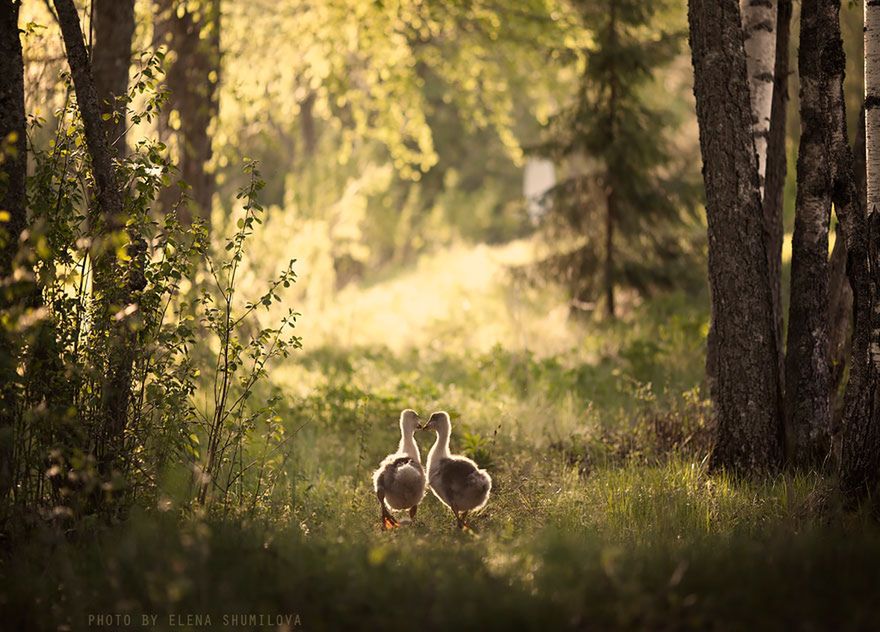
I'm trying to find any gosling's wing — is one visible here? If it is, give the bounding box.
[374,453,408,491]
[437,458,480,496]
[380,455,422,484]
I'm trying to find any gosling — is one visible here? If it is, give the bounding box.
[422,411,492,529]
[372,409,427,529]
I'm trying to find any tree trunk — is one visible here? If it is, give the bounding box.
[688,0,783,473]
[604,0,618,320]
[54,0,124,237]
[784,0,832,467]
[604,187,615,319]
[92,0,135,155]
[763,0,791,388]
[828,110,863,417]
[155,0,221,227]
[54,0,143,485]
[839,0,880,499]
[0,0,26,506]
[0,0,26,279]
[740,0,777,195]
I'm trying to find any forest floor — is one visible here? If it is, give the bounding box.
[5,239,880,630]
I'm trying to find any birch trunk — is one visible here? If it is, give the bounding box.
[763,0,791,387]
[839,0,880,498]
[784,0,832,466]
[689,0,783,473]
[740,0,777,194]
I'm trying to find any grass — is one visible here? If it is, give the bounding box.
[3,239,879,630]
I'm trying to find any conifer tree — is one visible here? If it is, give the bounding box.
[536,0,698,318]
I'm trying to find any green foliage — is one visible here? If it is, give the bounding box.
[534,0,702,310]
[2,66,301,528]
[212,0,580,282]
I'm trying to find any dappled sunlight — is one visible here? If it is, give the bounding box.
[297,238,577,355]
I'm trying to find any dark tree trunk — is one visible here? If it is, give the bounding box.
[784,0,833,467]
[604,0,618,320]
[0,0,26,279]
[92,0,135,155]
[0,0,26,506]
[688,0,783,473]
[838,0,880,500]
[828,111,864,419]
[604,187,616,320]
[300,91,317,158]
[155,0,221,227]
[54,0,124,236]
[763,0,791,387]
[54,0,143,484]
[828,234,852,401]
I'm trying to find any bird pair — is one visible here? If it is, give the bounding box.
[372,410,492,530]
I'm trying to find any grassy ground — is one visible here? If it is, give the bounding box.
[3,239,880,630]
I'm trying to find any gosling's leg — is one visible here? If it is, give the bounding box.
[454,510,465,529]
[378,490,398,530]
[409,505,418,521]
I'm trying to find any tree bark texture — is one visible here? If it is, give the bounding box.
[740,0,777,195]
[54,0,124,238]
[763,0,791,386]
[92,0,135,155]
[54,0,143,481]
[688,0,783,473]
[155,0,220,226]
[784,0,832,467]
[828,111,863,416]
[839,0,880,499]
[0,0,26,279]
[0,0,26,508]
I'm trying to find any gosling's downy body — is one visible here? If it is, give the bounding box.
[372,409,427,529]
[423,411,492,529]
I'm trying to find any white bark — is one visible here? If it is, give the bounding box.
[867,0,880,366]
[741,0,777,195]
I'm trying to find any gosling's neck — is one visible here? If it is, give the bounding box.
[399,428,420,463]
[428,425,451,463]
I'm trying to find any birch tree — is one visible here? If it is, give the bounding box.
[740,0,777,195]
[839,0,880,498]
[763,0,791,382]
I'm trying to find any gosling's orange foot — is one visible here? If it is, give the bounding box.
[382,515,399,530]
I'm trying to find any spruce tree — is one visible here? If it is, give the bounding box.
[536,0,698,318]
